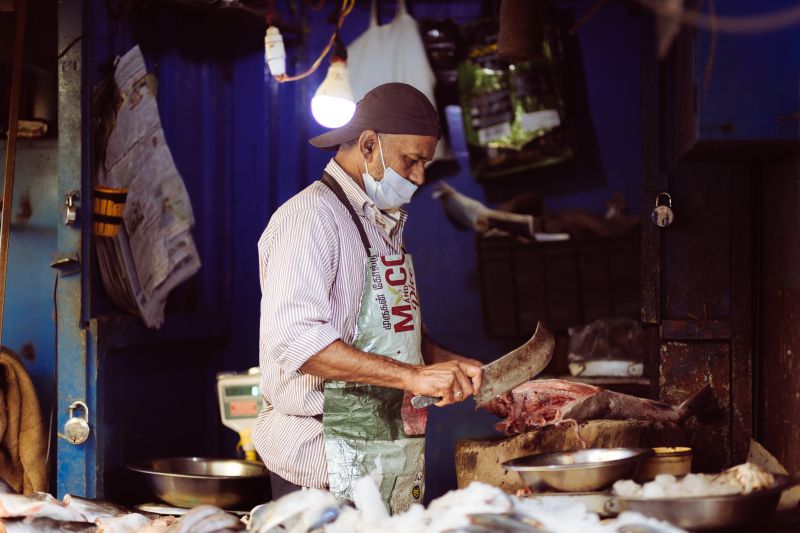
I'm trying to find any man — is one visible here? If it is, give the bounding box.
[253,83,483,512]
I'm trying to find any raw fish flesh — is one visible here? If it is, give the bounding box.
[484,379,716,435]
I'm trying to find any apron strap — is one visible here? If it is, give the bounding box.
[321,172,372,256]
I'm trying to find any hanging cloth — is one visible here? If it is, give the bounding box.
[0,348,47,494]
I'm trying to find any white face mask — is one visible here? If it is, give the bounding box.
[362,135,418,210]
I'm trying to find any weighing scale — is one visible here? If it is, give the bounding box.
[216,368,263,462]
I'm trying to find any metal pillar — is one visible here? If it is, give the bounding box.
[56,0,96,498]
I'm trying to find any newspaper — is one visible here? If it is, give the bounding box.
[95,45,201,328]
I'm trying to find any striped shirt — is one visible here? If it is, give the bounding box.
[253,159,408,488]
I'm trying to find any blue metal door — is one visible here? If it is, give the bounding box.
[55,0,96,498]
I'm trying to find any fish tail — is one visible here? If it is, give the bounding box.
[678,385,720,423]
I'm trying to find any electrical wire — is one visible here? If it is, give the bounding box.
[570,0,609,35]
[274,0,355,83]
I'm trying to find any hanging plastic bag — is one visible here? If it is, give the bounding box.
[347,0,454,165]
[348,0,434,103]
[347,0,392,103]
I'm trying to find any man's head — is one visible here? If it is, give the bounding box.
[309,83,440,186]
[341,131,436,186]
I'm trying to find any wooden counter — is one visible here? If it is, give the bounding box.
[455,420,688,491]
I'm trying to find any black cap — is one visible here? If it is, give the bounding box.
[309,82,441,151]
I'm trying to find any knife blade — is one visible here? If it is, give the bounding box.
[411,321,555,409]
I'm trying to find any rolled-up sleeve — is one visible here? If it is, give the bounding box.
[259,206,341,377]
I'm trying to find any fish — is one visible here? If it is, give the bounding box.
[164,505,243,533]
[95,513,153,533]
[0,492,178,533]
[63,494,159,522]
[190,510,244,533]
[433,183,535,239]
[0,493,87,522]
[29,492,57,501]
[0,516,98,532]
[484,379,717,435]
[247,489,341,533]
[467,513,552,532]
[132,516,178,533]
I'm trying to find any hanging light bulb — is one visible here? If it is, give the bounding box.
[311,38,355,128]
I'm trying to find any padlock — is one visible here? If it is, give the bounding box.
[64,400,90,445]
[651,192,674,228]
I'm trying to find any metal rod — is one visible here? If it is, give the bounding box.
[0,0,29,347]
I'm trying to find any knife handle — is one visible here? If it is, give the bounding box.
[411,395,440,409]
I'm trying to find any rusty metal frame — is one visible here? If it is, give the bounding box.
[0,0,28,346]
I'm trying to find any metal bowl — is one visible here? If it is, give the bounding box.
[636,447,693,482]
[503,447,652,492]
[615,474,793,530]
[128,457,270,509]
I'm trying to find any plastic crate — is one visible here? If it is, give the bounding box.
[476,232,641,338]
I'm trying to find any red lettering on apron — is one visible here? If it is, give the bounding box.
[385,267,407,286]
[392,305,415,332]
[381,255,405,267]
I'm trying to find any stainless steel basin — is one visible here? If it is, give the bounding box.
[128,457,270,509]
[615,474,793,530]
[503,447,651,492]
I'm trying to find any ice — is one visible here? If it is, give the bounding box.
[612,462,774,500]
[320,478,687,532]
[612,479,642,498]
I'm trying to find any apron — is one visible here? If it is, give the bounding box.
[320,173,428,514]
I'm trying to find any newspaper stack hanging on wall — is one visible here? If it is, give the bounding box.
[93,45,201,329]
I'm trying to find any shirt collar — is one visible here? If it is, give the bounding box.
[324,159,409,236]
[324,159,371,216]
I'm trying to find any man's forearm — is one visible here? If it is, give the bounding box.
[300,338,484,404]
[300,340,417,390]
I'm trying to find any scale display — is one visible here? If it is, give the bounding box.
[218,372,263,423]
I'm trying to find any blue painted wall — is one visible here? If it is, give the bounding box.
[1,140,59,423]
[694,0,800,142]
[74,0,643,500]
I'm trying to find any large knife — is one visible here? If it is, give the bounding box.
[411,321,555,409]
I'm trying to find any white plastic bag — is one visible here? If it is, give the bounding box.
[347,0,453,163]
[348,0,435,103]
[347,0,392,102]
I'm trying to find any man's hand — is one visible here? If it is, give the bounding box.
[409,360,483,406]
[452,355,484,392]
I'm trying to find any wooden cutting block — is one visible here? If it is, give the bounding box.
[455,420,688,491]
